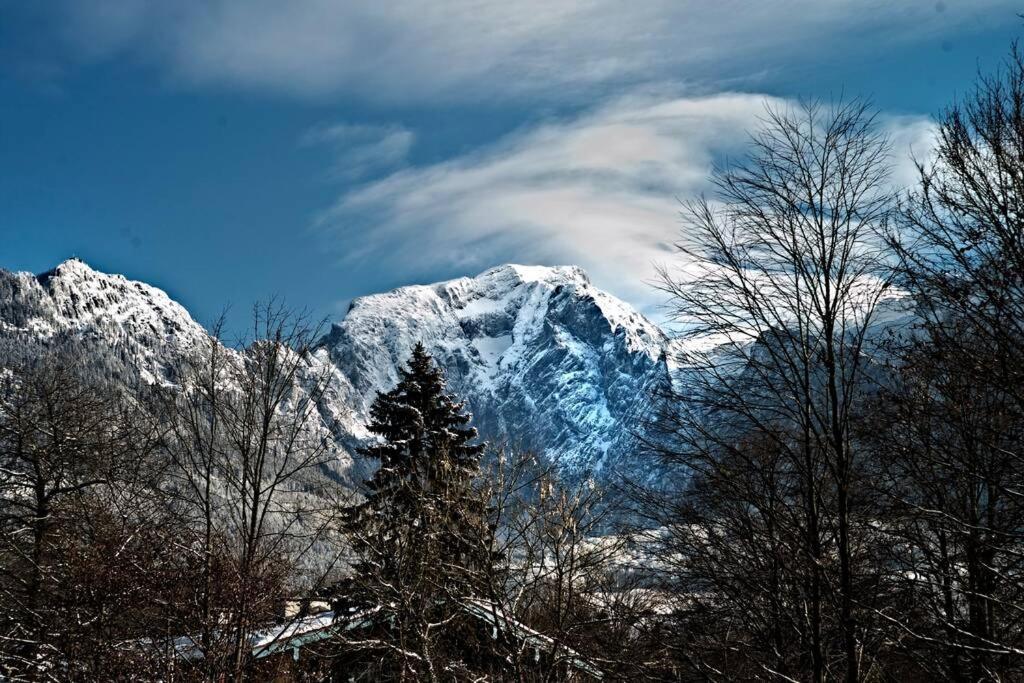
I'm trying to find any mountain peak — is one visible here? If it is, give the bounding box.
[3,259,208,379]
[38,256,100,283]
[323,263,669,472]
[57,256,91,270]
[475,263,590,287]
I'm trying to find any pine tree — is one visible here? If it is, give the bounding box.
[339,343,497,674]
[359,342,484,523]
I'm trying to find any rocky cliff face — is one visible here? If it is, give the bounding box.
[0,259,671,479]
[321,264,669,475]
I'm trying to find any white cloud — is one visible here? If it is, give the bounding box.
[884,114,940,188]
[315,92,936,317]
[301,122,415,180]
[40,0,1017,102]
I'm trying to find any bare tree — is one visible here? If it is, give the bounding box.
[0,351,189,679]
[156,316,239,676]
[653,99,894,681]
[484,450,651,681]
[866,330,1024,681]
[892,44,1024,403]
[877,44,1024,680]
[159,304,341,680]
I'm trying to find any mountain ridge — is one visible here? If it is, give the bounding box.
[0,258,670,478]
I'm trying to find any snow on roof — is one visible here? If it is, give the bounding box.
[462,598,604,679]
[161,599,602,677]
[250,611,339,659]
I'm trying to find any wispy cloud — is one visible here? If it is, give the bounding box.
[20,0,1018,102]
[301,122,415,181]
[315,92,936,316]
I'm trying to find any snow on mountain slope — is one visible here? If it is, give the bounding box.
[0,258,363,483]
[321,264,670,474]
[0,258,210,384]
[0,259,671,478]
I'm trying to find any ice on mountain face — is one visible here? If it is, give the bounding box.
[472,335,513,370]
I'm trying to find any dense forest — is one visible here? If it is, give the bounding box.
[3,42,1024,682]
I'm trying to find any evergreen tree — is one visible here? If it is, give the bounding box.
[339,343,497,676]
[361,342,484,511]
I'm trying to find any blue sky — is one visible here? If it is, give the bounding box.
[0,1,1020,335]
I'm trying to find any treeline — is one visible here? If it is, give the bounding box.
[640,46,1024,681]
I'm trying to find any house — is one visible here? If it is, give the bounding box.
[165,598,604,681]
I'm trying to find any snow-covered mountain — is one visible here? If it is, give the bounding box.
[0,258,211,384]
[0,259,671,479]
[321,264,669,474]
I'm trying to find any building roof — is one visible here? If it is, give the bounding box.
[164,599,602,678]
